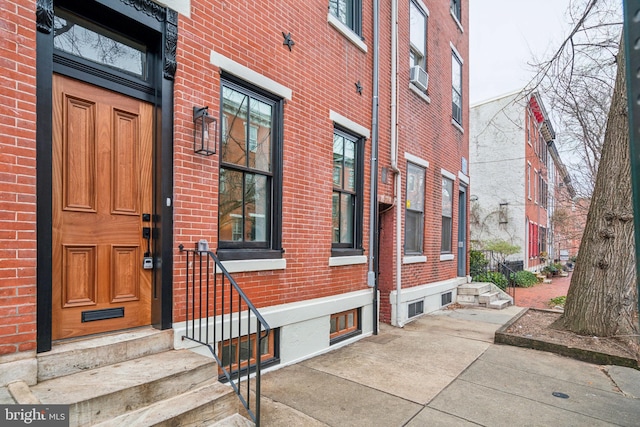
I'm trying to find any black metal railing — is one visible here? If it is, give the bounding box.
[179,244,270,426]
[497,261,517,304]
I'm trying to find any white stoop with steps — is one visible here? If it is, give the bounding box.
[5,328,248,427]
[457,282,513,309]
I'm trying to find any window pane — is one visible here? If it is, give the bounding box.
[54,12,146,78]
[330,317,337,333]
[338,315,346,331]
[442,178,453,217]
[245,174,268,242]
[248,98,272,172]
[452,54,462,92]
[239,340,253,362]
[347,312,354,328]
[441,216,452,252]
[406,163,425,212]
[330,0,352,28]
[405,210,421,253]
[222,87,249,167]
[221,343,236,367]
[410,1,426,58]
[332,192,340,243]
[340,193,354,244]
[344,139,355,191]
[333,133,344,188]
[219,169,244,241]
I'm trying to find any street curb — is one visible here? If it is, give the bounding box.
[495,308,640,370]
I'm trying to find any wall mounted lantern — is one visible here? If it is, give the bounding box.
[193,106,217,156]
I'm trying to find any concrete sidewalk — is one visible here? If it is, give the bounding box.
[258,306,640,426]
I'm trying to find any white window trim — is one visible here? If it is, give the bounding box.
[410,84,431,103]
[450,8,463,32]
[210,50,292,100]
[329,255,367,267]
[452,119,464,133]
[403,255,427,264]
[404,152,429,169]
[219,258,286,274]
[414,0,429,15]
[441,168,456,181]
[458,171,469,185]
[534,168,539,205]
[327,13,368,53]
[440,254,455,261]
[527,162,532,200]
[330,110,370,139]
[450,42,463,64]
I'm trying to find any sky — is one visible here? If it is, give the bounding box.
[469,0,574,105]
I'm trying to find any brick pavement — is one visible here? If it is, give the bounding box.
[512,272,572,309]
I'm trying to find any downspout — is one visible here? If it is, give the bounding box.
[369,0,380,335]
[390,0,402,327]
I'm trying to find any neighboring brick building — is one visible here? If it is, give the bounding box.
[0,0,469,384]
[470,91,575,271]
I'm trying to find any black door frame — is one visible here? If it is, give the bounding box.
[457,185,468,277]
[35,0,176,352]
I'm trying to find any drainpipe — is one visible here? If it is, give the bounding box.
[369,0,380,335]
[390,0,402,327]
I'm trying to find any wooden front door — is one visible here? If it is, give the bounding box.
[52,74,153,340]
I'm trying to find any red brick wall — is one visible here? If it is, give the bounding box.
[172,1,374,322]
[377,0,469,321]
[0,0,37,355]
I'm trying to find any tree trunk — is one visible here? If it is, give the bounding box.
[557,39,638,338]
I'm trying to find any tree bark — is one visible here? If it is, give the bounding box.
[557,39,638,339]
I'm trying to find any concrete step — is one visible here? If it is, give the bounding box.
[209,413,255,427]
[488,299,511,310]
[93,380,238,427]
[478,292,499,304]
[30,349,218,426]
[37,327,173,382]
[458,282,492,296]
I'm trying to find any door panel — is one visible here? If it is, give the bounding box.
[52,74,153,340]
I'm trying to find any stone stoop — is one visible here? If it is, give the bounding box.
[7,328,243,427]
[457,282,512,310]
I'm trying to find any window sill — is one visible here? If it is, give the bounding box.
[452,119,464,134]
[440,254,455,261]
[403,255,427,264]
[450,10,464,32]
[219,258,286,274]
[409,83,431,103]
[329,255,367,267]
[327,13,368,53]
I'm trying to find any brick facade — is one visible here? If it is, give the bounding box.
[0,0,469,359]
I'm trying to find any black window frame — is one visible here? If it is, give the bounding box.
[452,50,463,125]
[441,177,454,254]
[450,0,462,23]
[217,76,283,261]
[332,127,365,257]
[329,0,363,36]
[409,0,428,70]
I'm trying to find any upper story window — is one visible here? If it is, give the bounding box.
[409,1,427,70]
[218,79,283,260]
[450,0,462,24]
[329,0,362,36]
[451,49,463,125]
[332,128,364,256]
[405,163,426,255]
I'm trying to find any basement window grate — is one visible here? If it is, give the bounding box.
[441,292,453,306]
[408,300,424,318]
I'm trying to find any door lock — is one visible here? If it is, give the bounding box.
[142,227,153,269]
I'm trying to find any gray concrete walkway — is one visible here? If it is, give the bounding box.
[258,306,640,426]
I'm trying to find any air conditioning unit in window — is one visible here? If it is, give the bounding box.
[410,65,429,92]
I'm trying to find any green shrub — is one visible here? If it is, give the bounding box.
[473,271,508,290]
[470,250,488,277]
[549,296,566,307]
[511,270,537,288]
